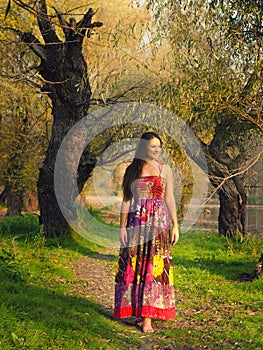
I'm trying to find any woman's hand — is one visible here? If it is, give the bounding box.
[171,226,180,246]
[119,227,128,247]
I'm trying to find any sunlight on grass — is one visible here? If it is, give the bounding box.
[0,214,262,349]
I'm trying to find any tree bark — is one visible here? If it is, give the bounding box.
[19,1,102,236]
[206,160,247,236]
[212,170,246,236]
[205,119,249,236]
[6,185,23,216]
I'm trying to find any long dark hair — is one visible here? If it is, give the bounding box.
[122,132,162,201]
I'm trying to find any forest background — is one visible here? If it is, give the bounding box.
[0,0,262,238]
[0,1,263,349]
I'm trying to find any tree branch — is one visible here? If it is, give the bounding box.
[35,0,60,44]
[52,6,102,42]
[205,149,263,203]
[21,32,47,60]
[4,27,46,61]
[226,103,263,133]
[88,81,147,107]
[77,8,103,40]
[52,7,71,38]
[13,0,38,16]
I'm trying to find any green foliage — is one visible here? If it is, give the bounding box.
[226,230,263,257]
[0,214,262,349]
[144,0,262,149]
[0,214,39,237]
[0,238,27,282]
[0,3,51,213]
[0,243,28,282]
[31,225,46,250]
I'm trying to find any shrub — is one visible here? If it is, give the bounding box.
[0,246,28,282]
[0,214,39,237]
[226,229,263,257]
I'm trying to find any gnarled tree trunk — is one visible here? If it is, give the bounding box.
[208,163,247,236]
[19,1,102,236]
[218,176,246,236]
[204,118,249,236]
[184,124,248,237]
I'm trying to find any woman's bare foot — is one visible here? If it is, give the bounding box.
[142,317,154,333]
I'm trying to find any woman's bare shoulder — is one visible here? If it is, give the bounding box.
[160,163,172,177]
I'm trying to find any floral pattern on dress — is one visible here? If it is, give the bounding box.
[114,175,176,320]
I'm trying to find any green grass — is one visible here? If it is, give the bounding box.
[171,232,263,349]
[0,214,262,349]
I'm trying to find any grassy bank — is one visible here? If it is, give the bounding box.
[0,214,262,349]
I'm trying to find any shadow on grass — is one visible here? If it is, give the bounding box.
[173,255,257,281]
[172,232,260,282]
[0,277,127,349]
[45,233,118,262]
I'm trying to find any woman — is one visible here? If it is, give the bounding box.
[114,131,179,333]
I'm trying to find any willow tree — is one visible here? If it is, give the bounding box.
[0,85,49,216]
[5,0,153,236]
[0,4,49,216]
[145,0,263,236]
[4,0,103,235]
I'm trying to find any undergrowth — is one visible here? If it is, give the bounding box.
[0,214,262,350]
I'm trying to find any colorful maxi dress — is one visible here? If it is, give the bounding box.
[114,173,176,320]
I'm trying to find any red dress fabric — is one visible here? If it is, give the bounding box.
[114,174,176,320]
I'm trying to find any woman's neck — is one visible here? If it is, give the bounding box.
[145,159,159,166]
[141,159,160,176]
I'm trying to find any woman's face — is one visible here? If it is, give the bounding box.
[147,137,161,160]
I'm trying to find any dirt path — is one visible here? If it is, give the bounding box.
[70,249,118,313]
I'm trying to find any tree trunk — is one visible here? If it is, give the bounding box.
[217,178,246,236]
[36,51,90,236]
[207,161,247,236]
[205,119,249,236]
[35,45,92,236]
[20,2,102,236]
[6,185,23,216]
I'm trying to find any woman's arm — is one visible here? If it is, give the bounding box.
[119,199,131,246]
[164,165,180,245]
